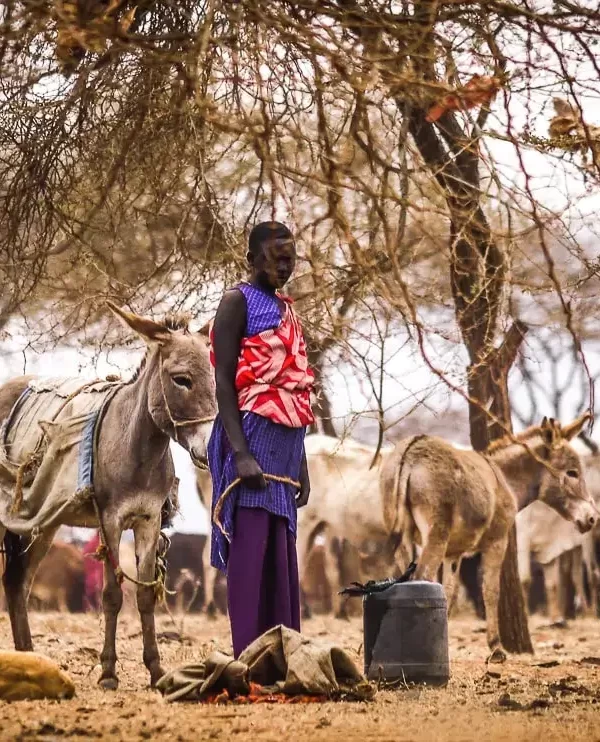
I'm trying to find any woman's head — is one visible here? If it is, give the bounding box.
[247,221,296,290]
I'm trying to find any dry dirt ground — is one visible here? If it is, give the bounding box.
[1,608,600,741]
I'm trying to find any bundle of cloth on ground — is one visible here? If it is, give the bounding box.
[156,625,375,703]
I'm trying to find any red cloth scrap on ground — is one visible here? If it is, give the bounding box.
[204,682,327,704]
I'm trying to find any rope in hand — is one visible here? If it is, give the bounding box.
[213,474,301,539]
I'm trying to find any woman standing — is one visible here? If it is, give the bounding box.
[208,221,314,658]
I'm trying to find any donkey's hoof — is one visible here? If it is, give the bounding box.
[150,666,166,688]
[98,675,119,691]
[486,647,507,664]
[549,619,568,630]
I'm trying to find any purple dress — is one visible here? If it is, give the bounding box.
[207,283,306,657]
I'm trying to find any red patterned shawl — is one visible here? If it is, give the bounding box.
[210,296,315,428]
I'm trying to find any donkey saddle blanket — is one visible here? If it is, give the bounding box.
[0,377,122,535]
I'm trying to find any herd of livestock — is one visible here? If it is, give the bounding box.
[0,309,598,685]
[5,428,600,640]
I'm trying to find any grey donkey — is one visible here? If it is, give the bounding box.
[0,303,216,689]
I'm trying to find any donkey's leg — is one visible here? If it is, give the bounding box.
[99,524,124,690]
[480,536,509,663]
[173,571,187,614]
[0,526,6,612]
[23,528,59,600]
[300,586,312,620]
[3,528,55,650]
[322,537,345,619]
[3,532,32,650]
[202,530,223,618]
[443,557,463,617]
[296,565,313,621]
[205,565,221,618]
[296,526,319,621]
[518,547,532,616]
[174,570,199,614]
[56,589,69,613]
[390,536,414,585]
[542,559,565,627]
[413,521,450,583]
[133,516,165,687]
[582,533,599,617]
[570,547,588,616]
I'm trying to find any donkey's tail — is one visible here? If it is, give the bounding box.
[381,435,427,544]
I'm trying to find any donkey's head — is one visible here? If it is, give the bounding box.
[537,414,597,533]
[108,302,216,466]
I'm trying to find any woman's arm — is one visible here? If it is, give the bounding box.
[212,289,266,488]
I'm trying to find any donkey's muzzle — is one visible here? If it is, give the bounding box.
[180,421,214,470]
[575,513,596,534]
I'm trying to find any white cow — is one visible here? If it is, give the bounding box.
[517,501,587,623]
[298,434,397,616]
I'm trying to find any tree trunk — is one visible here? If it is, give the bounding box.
[467,322,533,653]
[407,116,533,653]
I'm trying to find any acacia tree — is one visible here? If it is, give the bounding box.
[3,0,600,650]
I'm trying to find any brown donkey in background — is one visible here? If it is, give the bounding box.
[380,415,597,662]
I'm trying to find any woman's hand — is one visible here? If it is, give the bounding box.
[235,452,267,490]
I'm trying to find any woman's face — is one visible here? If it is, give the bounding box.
[252,236,297,289]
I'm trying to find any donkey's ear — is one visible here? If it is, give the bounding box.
[197,320,211,338]
[106,301,171,344]
[541,416,561,448]
[562,412,592,441]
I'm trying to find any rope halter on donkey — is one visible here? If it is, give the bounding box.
[89,494,175,603]
[157,353,215,447]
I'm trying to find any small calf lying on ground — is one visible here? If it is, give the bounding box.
[0,651,75,701]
